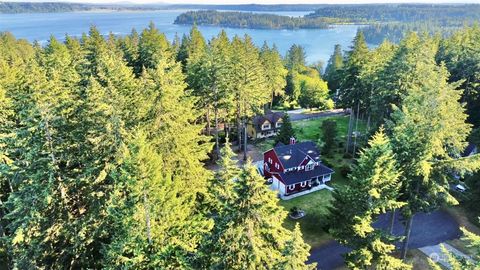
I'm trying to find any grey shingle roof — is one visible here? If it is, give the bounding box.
[274,141,320,169]
[278,163,334,185]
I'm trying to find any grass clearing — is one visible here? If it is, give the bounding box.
[279,189,335,248]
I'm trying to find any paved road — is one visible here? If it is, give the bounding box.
[286,109,348,122]
[308,210,461,270]
[419,243,473,269]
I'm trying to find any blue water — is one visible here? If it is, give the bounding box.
[0,10,360,63]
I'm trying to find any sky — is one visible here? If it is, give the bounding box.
[6,0,480,3]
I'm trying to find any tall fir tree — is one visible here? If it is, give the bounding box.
[324,44,344,93]
[275,114,295,145]
[276,223,316,270]
[386,48,480,258]
[259,42,288,108]
[208,162,315,269]
[329,129,410,270]
[231,35,269,154]
[338,31,370,110]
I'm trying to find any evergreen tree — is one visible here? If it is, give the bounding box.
[208,162,291,269]
[103,132,212,269]
[5,37,107,269]
[211,138,239,214]
[371,33,434,123]
[138,22,171,71]
[275,114,295,145]
[324,44,344,93]
[338,31,370,110]
[386,50,480,258]
[285,44,306,71]
[259,42,288,108]
[231,35,269,154]
[276,223,316,270]
[321,119,337,154]
[329,129,409,270]
[197,139,239,268]
[436,25,480,128]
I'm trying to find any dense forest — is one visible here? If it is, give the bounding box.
[306,4,480,23]
[1,20,480,269]
[308,4,480,44]
[174,10,335,30]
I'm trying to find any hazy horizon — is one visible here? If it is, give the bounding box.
[3,0,480,4]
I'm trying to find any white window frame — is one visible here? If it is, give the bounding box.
[305,163,314,171]
[288,184,295,190]
[300,181,307,187]
[262,122,271,130]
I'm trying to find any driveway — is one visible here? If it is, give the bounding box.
[309,209,461,269]
[286,108,348,122]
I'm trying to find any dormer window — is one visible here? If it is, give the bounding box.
[305,163,314,171]
[276,122,282,128]
[262,121,271,130]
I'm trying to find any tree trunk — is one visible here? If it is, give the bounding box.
[270,91,274,109]
[366,113,371,134]
[206,106,211,136]
[236,101,242,151]
[143,190,152,244]
[352,102,360,158]
[214,86,220,158]
[243,118,247,161]
[345,107,354,153]
[389,209,395,235]
[214,105,220,158]
[225,121,229,139]
[401,214,414,259]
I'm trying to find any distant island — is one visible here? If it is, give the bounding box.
[174,10,355,30]
[174,4,480,44]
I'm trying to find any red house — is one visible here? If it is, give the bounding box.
[263,141,334,197]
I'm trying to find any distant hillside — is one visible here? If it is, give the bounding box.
[0,2,92,13]
[0,2,329,14]
[0,1,163,13]
[174,10,356,30]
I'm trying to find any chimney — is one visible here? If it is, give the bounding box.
[289,137,296,145]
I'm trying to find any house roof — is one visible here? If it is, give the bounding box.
[278,163,334,185]
[252,111,285,132]
[273,141,321,169]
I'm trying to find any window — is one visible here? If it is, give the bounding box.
[300,181,307,187]
[262,122,271,130]
[305,163,314,171]
[275,163,280,169]
[276,122,282,128]
[288,184,295,190]
[268,157,272,164]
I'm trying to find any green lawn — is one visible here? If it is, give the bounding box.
[280,190,335,248]
[293,115,367,143]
